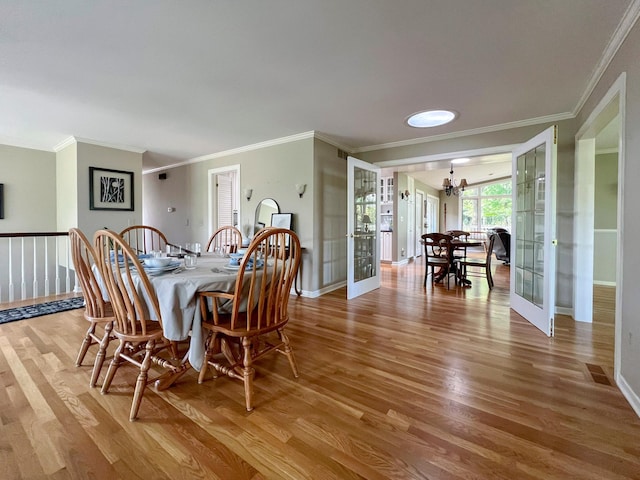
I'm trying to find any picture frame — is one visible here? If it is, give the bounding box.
[89,167,134,211]
[271,212,293,230]
[0,183,4,219]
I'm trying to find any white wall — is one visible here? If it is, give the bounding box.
[0,144,57,232]
[576,18,640,412]
[75,142,143,236]
[143,136,348,295]
[0,144,59,300]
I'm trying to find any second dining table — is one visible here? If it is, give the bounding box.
[451,238,484,285]
[430,237,484,285]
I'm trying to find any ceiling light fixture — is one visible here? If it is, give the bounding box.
[406,109,457,128]
[442,164,468,196]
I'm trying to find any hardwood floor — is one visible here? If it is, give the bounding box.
[1,258,639,479]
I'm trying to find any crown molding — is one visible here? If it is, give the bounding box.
[312,132,354,153]
[186,131,316,167]
[373,144,518,168]
[52,136,77,152]
[573,0,640,116]
[354,112,573,154]
[143,131,353,174]
[53,136,146,154]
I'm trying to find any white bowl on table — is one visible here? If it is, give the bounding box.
[144,257,173,268]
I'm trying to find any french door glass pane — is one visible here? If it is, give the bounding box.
[515,144,546,307]
[354,167,377,282]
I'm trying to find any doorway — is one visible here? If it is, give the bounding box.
[426,194,439,233]
[207,165,241,236]
[574,73,625,377]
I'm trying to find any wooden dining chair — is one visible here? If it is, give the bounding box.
[422,232,454,289]
[93,229,182,421]
[69,228,115,388]
[205,225,243,254]
[444,229,471,260]
[197,227,301,411]
[456,233,496,289]
[120,225,168,254]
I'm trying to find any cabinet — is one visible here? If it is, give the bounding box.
[380,176,394,204]
[381,213,393,231]
[380,231,392,262]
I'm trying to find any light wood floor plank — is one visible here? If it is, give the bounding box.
[1,259,639,479]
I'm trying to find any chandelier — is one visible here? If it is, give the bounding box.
[442,164,468,196]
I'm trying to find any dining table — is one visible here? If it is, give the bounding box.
[431,238,484,285]
[96,253,265,389]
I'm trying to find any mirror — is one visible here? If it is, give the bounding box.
[254,198,279,233]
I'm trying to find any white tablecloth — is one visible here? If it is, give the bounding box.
[95,254,244,371]
[145,255,246,371]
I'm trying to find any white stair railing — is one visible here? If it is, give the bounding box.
[0,232,77,305]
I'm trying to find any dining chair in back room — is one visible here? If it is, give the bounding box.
[422,232,454,289]
[456,233,496,290]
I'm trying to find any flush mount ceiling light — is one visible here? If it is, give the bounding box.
[406,109,457,128]
[451,157,470,164]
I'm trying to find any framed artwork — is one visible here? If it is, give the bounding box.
[271,212,293,247]
[89,167,134,211]
[271,213,293,230]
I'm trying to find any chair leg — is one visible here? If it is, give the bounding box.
[76,321,96,367]
[90,321,113,388]
[277,329,299,378]
[487,267,494,289]
[101,341,124,394]
[198,334,210,384]
[198,331,219,384]
[241,337,255,412]
[129,340,154,421]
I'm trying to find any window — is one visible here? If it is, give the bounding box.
[461,180,512,232]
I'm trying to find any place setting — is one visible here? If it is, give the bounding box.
[220,251,264,272]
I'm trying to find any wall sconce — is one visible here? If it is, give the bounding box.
[400,189,410,200]
[295,183,307,198]
[244,188,253,201]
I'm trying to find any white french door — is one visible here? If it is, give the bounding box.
[347,156,380,299]
[510,126,557,336]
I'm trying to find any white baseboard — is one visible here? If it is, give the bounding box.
[296,281,346,298]
[392,258,410,266]
[617,372,640,419]
[555,306,574,317]
[593,280,616,286]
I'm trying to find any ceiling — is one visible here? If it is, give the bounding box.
[0,0,636,180]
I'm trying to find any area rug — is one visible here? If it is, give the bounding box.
[0,297,85,325]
